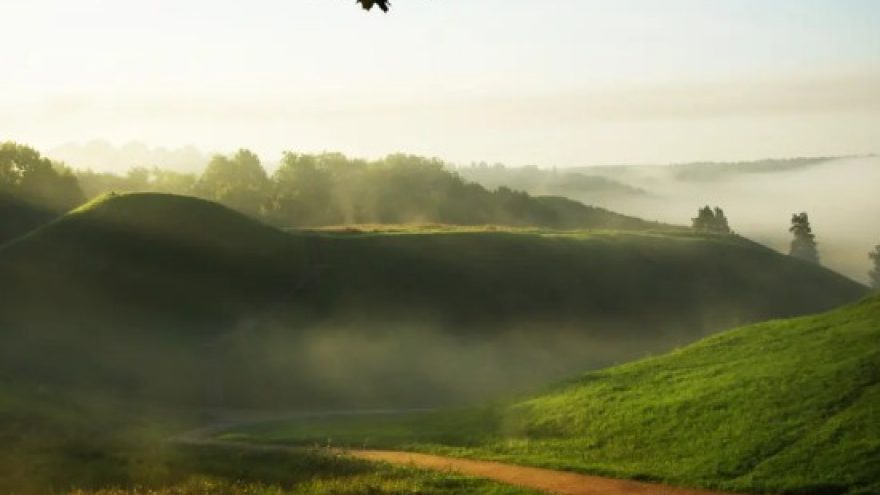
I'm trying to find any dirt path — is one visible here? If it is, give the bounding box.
[348,450,731,495]
[174,415,734,495]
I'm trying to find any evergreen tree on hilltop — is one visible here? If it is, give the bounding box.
[789,212,819,264]
[869,244,880,290]
[692,205,731,234]
[711,207,731,234]
[692,206,715,231]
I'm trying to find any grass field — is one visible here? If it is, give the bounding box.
[225,295,880,495]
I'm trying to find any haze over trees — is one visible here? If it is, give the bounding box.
[467,156,879,283]
[870,244,880,289]
[194,149,271,219]
[0,142,85,243]
[0,142,84,212]
[76,149,655,231]
[789,212,820,264]
[76,166,197,199]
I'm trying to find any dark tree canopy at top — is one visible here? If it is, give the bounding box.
[357,0,390,12]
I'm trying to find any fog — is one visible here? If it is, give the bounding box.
[567,156,880,283]
[222,320,696,408]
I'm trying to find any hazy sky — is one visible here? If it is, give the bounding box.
[2,0,879,168]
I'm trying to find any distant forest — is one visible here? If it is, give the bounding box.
[668,156,846,181]
[1,143,655,241]
[456,163,647,198]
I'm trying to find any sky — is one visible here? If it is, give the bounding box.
[2,0,879,169]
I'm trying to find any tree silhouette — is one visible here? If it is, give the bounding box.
[869,245,880,289]
[357,0,390,12]
[691,205,731,234]
[691,206,714,231]
[789,212,819,264]
[712,207,731,234]
[0,142,84,212]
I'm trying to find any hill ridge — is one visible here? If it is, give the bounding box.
[0,192,869,409]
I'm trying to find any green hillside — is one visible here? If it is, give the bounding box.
[231,295,880,495]
[0,194,58,245]
[0,193,868,407]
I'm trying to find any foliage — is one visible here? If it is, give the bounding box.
[230,295,880,495]
[691,206,731,234]
[77,150,657,231]
[194,150,270,218]
[0,142,84,211]
[790,212,819,264]
[0,142,86,243]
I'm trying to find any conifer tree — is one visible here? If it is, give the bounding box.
[711,207,731,234]
[789,212,819,264]
[692,206,715,231]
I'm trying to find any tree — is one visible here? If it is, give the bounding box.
[789,212,819,264]
[869,245,880,290]
[194,149,269,217]
[691,205,731,233]
[0,142,85,211]
[712,207,731,234]
[268,152,337,226]
[357,0,390,12]
[691,206,715,231]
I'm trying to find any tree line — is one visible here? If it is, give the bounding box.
[0,142,84,212]
[4,141,879,288]
[75,148,652,230]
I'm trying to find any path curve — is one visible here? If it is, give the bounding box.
[348,450,731,495]
[174,415,736,495]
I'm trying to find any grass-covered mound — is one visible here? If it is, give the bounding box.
[0,193,868,407]
[0,194,58,245]
[232,295,880,495]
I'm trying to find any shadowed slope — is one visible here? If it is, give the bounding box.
[0,194,58,245]
[0,193,868,407]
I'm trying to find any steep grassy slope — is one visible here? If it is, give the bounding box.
[233,295,880,495]
[0,193,868,407]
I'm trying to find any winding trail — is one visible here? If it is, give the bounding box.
[348,450,730,495]
[174,413,735,495]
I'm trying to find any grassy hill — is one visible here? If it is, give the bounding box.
[229,295,880,495]
[0,194,58,245]
[0,193,868,407]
